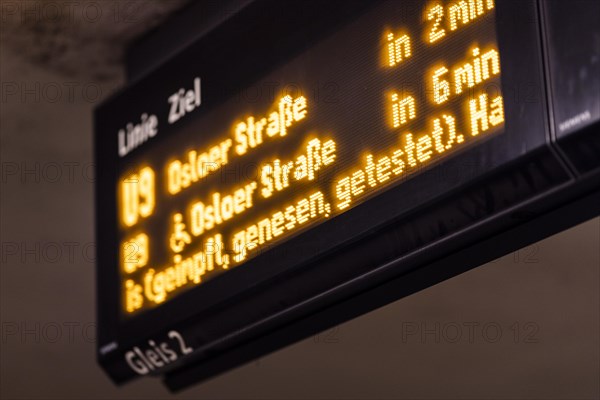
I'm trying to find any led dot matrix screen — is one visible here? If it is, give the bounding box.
[113,0,505,317]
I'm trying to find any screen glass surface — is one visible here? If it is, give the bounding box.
[116,0,505,317]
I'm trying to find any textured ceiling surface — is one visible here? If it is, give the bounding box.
[1,0,188,81]
[0,1,599,399]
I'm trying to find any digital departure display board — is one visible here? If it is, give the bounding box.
[95,0,599,390]
[117,0,503,316]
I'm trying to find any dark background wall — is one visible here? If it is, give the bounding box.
[1,1,598,398]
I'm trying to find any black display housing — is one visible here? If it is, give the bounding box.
[94,0,600,390]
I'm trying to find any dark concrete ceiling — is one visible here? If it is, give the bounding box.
[1,0,189,81]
